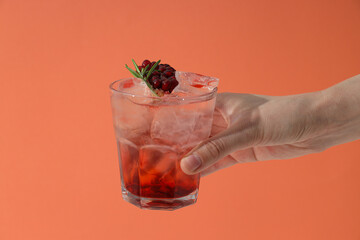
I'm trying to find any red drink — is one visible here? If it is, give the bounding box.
[118,139,199,209]
[110,72,218,210]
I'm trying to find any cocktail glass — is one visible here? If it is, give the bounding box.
[109,72,218,210]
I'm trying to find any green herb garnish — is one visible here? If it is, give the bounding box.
[125,59,161,97]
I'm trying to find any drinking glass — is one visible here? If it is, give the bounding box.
[110,73,218,210]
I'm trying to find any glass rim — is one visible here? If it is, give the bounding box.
[109,77,218,102]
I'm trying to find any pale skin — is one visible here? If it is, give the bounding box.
[180,74,360,176]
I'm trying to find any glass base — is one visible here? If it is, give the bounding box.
[122,187,198,211]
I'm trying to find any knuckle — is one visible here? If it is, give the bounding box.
[203,138,226,160]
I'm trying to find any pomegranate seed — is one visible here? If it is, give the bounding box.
[123,80,134,88]
[166,67,175,72]
[191,84,204,88]
[164,71,173,77]
[151,75,159,82]
[169,80,179,92]
[160,75,168,82]
[161,80,171,91]
[142,60,151,68]
[152,71,160,76]
[153,79,162,88]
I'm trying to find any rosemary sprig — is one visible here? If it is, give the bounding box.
[125,59,161,97]
[125,65,141,78]
[146,60,160,80]
[132,59,141,74]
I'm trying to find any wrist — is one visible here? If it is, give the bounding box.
[314,77,360,145]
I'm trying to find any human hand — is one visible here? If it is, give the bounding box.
[180,75,360,176]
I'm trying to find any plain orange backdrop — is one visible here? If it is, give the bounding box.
[1,0,360,240]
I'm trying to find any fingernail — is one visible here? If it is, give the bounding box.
[181,155,202,172]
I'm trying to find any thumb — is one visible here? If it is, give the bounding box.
[180,121,261,175]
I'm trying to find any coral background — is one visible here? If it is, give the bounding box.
[0,0,359,239]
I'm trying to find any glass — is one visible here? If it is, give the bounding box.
[109,72,218,210]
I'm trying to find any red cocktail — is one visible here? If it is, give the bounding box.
[110,70,218,210]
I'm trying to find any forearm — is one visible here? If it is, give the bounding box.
[318,74,360,146]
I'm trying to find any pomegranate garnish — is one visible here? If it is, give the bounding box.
[125,59,179,96]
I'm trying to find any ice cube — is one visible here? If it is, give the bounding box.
[115,77,158,106]
[174,71,219,96]
[111,78,159,143]
[150,104,213,147]
[139,145,178,175]
[117,78,153,97]
[150,106,196,146]
[111,94,152,144]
